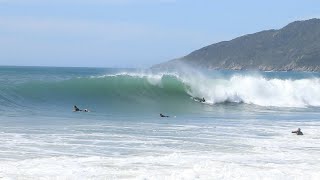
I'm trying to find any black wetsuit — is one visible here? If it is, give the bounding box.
[292,130,303,135]
[160,114,169,117]
[74,106,81,111]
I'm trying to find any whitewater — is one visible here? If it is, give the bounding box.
[0,66,320,179]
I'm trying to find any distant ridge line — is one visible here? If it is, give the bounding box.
[153,18,320,72]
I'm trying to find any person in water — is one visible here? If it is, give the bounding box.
[160,113,169,117]
[73,105,81,112]
[292,128,303,135]
[73,105,89,112]
[201,97,205,102]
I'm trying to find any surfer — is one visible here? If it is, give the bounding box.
[292,128,303,135]
[73,105,89,112]
[73,105,81,112]
[193,97,206,102]
[160,113,169,118]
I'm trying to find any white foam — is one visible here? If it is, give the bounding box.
[1,151,319,180]
[0,119,320,179]
[189,75,320,107]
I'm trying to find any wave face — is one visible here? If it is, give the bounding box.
[1,68,320,115]
[0,72,195,114]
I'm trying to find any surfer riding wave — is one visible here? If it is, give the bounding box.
[193,97,206,103]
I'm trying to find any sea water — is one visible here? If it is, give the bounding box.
[0,66,319,179]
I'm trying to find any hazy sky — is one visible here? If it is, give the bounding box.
[0,0,319,68]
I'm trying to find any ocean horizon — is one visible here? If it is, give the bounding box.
[0,66,319,179]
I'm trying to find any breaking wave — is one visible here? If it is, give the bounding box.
[1,71,320,113]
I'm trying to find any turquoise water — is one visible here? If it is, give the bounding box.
[0,66,320,179]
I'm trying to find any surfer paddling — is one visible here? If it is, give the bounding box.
[292,128,303,135]
[73,105,80,112]
[160,113,169,118]
[73,105,89,112]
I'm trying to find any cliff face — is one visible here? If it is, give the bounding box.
[154,18,320,71]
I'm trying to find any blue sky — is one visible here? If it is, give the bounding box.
[0,0,319,68]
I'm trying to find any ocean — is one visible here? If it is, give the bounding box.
[0,66,319,179]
